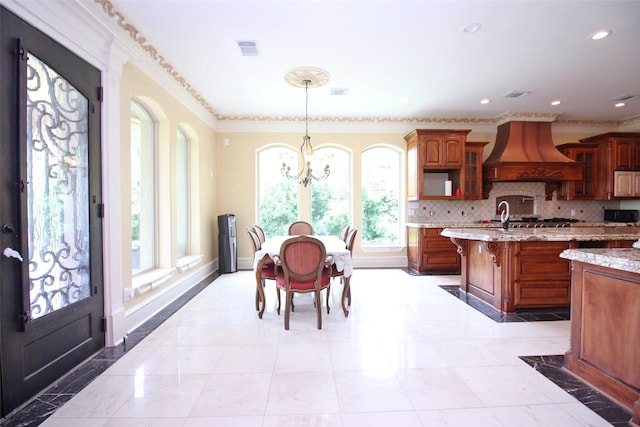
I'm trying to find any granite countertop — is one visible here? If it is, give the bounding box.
[560,248,640,275]
[440,226,640,242]
[407,221,637,229]
[406,222,500,228]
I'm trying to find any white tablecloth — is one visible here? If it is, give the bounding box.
[254,235,353,277]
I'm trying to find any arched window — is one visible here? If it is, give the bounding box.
[176,127,190,258]
[311,146,350,235]
[257,146,299,236]
[361,146,401,244]
[130,100,157,273]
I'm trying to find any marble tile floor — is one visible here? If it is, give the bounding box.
[1,269,631,426]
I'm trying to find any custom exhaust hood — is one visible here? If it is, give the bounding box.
[483,121,583,183]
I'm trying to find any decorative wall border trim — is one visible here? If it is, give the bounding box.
[94,0,639,129]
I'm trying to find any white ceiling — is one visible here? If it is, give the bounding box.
[109,0,640,123]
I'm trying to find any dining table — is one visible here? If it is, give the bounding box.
[253,235,353,318]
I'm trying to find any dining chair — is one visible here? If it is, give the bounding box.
[338,224,350,242]
[288,220,314,235]
[275,236,331,330]
[253,224,266,244]
[330,226,357,306]
[247,227,279,311]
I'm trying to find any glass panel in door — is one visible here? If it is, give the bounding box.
[27,54,90,320]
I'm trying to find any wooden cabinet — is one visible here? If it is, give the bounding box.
[405,129,474,200]
[557,142,598,200]
[564,260,640,426]
[420,133,464,168]
[464,141,488,200]
[613,171,640,197]
[579,132,640,200]
[407,227,460,273]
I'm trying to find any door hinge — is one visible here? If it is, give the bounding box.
[101,317,107,333]
[503,290,511,303]
[19,311,31,323]
[98,86,103,102]
[98,203,105,218]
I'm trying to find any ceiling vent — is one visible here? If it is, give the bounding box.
[611,94,639,102]
[330,87,349,96]
[503,90,531,99]
[236,40,259,56]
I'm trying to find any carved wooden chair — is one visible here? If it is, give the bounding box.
[275,236,331,330]
[288,220,314,235]
[252,224,266,245]
[338,224,350,242]
[247,227,279,312]
[329,226,357,306]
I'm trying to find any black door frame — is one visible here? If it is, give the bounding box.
[0,6,104,416]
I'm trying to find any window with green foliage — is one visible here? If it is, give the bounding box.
[130,100,156,273]
[361,146,401,244]
[176,127,190,258]
[311,147,350,235]
[257,146,299,237]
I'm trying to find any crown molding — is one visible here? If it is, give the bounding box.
[94,0,639,134]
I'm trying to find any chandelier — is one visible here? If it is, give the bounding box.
[281,67,330,187]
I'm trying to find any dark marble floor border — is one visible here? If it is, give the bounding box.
[521,355,633,426]
[0,271,220,427]
[439,285,571,322]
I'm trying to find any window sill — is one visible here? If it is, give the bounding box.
[176,254,203,273]
[361,244,405,253]
[128,268,176,300]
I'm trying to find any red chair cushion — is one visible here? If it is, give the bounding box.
[276,268,331,292]
[261,262,278,279]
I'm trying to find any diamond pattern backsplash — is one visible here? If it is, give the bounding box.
[408,182,620,223]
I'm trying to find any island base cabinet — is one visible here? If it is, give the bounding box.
[455,240,571,313]
[565,261,640,426]
[511,241,572,309]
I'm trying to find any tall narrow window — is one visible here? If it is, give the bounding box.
[258,146,299,236]
[130,101,156,274]
[361,147,401,244]
[176,127,190,258]
[311,147,350,235]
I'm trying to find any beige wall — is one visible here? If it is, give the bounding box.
[120,63,217,309]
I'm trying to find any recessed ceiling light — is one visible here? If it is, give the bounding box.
[590,30,611,40]
[615,102,626,108]
[399,97,409,104]
[462,22,482,34]
[480,98,490,104]
[551,100,561,106]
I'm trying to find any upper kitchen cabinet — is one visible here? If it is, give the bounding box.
[418,130,466,168]
[557,142,598,200]
[405,129,472,200]
[464,141,489,200]
[579,132,640,200]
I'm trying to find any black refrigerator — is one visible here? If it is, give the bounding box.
[218,214,237,273]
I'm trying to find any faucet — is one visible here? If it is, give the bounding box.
[498,200,510,230]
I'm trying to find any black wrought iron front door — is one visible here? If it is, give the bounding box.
[0,7,104,416]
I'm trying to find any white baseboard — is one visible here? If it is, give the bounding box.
[123,260,217,338]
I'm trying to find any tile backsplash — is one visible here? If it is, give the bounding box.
[407,182,620,223]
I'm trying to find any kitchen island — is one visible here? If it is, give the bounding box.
[440,227,639,313]
[560,247,640,426]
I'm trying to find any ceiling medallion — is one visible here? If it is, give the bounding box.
[284,67,330,88]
